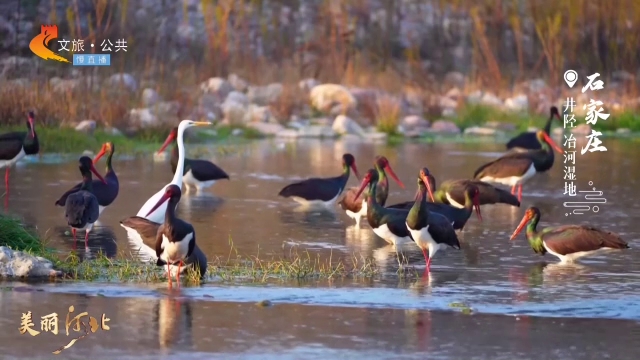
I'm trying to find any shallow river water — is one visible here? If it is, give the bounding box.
[2,136,640,359]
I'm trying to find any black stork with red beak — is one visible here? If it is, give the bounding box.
[144,184,197,287]
[64,156,107,249]
[279,153,359,208]
[416,168,520,209]
[473,130,563,202]
[404,169,460,274]
[0,110,39,192]
[506,106,561,151]
[387,178,483,231]
[339,155,404,227]
[158,127,229,193]
[510,207,629,263]
[55,142,119,216]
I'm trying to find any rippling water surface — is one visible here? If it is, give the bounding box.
[2,136,640,359]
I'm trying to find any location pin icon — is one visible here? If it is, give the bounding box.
[564,70,578,88]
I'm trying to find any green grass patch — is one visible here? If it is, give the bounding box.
[1,216,381,284]
[0,124,263,155]
[591,111,640,132]
[451,104,544,132]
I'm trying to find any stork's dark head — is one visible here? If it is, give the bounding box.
[550,106,560,120]
[145,184,182,217]
[27,111,35,138]
[375,155,404,188]
[78,156,106,184]
[342,153,360,180]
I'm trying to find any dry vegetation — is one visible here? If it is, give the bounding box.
[1,0,639,131]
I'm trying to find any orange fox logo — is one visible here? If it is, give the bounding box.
[29,25,70,63]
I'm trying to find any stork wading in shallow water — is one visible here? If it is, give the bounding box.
[339,156,404,227]
[55,142,119,216]
[0,111,39,194]
[414,168,520,209]
[120,120,212,236]
[145,184,196,287]
[473,130,563,202]
[506,106,561,151]
[278,153,360,209]
[157,126,230,194]
[510,207,629,263]
[403,169,460,275]
[387,179,483,231]
[64,156,107,250]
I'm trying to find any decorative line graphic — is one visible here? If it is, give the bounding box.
[564,181,607,216]
[29,25,70,63]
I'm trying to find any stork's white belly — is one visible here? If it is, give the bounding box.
[184,170,216,189]
[0,148,25,169]
[159,233,193,264]
[373,223,411,245]
[480,164,537,187]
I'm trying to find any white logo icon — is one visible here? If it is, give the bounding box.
[564,70,578,88]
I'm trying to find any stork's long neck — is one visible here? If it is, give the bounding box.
[165,196,178,226]
[80,171,93,192]
[171,127,186,187]
[106,149,114,175]
[525,214,545,254]
[407,184,429,229]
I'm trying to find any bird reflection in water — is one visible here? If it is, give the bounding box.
[372,243,418,275]
[343,225,378,254]
[409,271,461,296]
[153,292,193,353]
[404,309,432,352]
[54,225,118,261]
[177,192,225,219]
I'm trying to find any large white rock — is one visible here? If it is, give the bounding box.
[200,77,234,98]
[332,115,365,136]
[309,84,357,113]
[0,246,60,278]
[106,73,137,91]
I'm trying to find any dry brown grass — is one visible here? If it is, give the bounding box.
[374,94,403,134]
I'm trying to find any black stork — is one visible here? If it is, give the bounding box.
[279,153,360,208]
[387,175,482,231]
[64,156,107,250]
[119,214,208,279]
[0,110,39,192]
[55,142,119,216]
[506,106,561,151]
[473,130,563,202]
[143,184,197,287]
[353,168,414,245]
[158,126,229,193]
[339,155,404,227]
[404,169,460,274]
[510,207,629,263]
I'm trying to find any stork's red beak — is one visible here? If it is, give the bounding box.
[354,173,372,200]
[93,144,107,164]
[510,212,531,240]
[28,114,34,138]
[420,174,435,202]
[542,132,563,154]
[385,163,404,189]
[157,132,177,154]
[351,163,360,181]
[89,163,107,184]
[146,191,171,218]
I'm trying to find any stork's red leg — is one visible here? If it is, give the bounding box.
[4,168,9,189]
[177,261,182,285]
[84,230,90,249]
[518,184,523,202]
[421,248,430,277]
[71,228,77,250]
[167,264,172,288]
[510,184,516,194]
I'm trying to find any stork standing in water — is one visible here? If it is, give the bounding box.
[0,111,39,195]
[65,156,107,250]
[55,142,119,216]
[121,120,211,237]
[278,153,360,209]
[144,184,197,287]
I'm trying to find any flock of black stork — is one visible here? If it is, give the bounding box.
[0,108,629,285]
[278,106,629,274]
